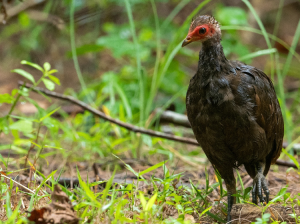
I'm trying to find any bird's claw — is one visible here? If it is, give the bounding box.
[252,173,269,204]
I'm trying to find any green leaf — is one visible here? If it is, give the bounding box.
[271,186,287,203]
[236,170,244,192]
[6,192,12,217]
[42,78,55,91]
[101,168,116,207]
[204,210,226,223]
[146,193,157,211]
[0,182,8,195]
[244,187,252,200]
[113,82,132,119]
[43,62,51,71]
[9,119,33,134]
[18,12,30,27]
[35,170,57,193]
[21,60,43,71]
[215,169,223,196]
[199,206,212,218]
[0,153,7,168]
[282,148,300,170]
[139,191,147,210]
[96,36,150,60]
[67,44,104,56]
[39,107,61,122]
[0,93,14,104]
[215,6,248,26]
[76,168,100,205]
[7,201,22,221]
[141,135,152,147]
[139,160,167,176]
[191,182,206,202]
[11,69,35,83]
[125,164,140,178]
[48,69,58,75]
[48,75,61,85]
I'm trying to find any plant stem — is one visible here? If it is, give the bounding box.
[281,20,300,78]
[146,0,161,117]
[124,0,144,158]
[70,0,93,105]
[271,0,284,46]
[161,0,191,30]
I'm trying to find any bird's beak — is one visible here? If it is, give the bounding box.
[182,36,192,47]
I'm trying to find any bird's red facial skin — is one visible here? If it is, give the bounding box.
[187,24,215,42]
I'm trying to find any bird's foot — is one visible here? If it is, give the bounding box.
[252,172,269,204]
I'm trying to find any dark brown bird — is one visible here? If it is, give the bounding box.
[182,15,284,222]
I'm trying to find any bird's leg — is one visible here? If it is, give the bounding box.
[224,178,236,223]
[215,167,236,223]
[252,161,269,204]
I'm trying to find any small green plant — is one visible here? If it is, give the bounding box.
[253,213,271,224]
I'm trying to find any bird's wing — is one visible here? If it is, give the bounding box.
[231,61,284,164]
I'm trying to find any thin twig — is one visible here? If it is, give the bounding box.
[19,81,199,146]
[1,174,35,194]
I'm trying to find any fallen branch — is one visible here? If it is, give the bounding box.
[18,82,299,168]
[19,82,199,146]
[154,108,191,128]
[275,159,298,169]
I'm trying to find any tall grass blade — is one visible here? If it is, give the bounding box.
[146,0,162,117]
[76,167,101,206]
[281,20,300,78]
[282,135,300,169]
[282,148,299,169]
[161,0,191,30]
[5,192,12,217]
[124,0,144,125]
[70,0,92,104]
[101,168,116,205]
[242,0,274,78]
[238,48,277,61]
[271,0,285,45]
[236,170,244,192]
[113,82,132,119]
[139,160,167,176]
[275,52,292,149]
[215,170,223,197]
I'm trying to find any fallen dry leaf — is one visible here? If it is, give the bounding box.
[27,185,79,224]
[184,214,195,223]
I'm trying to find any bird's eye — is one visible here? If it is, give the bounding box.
[199,27,206,34]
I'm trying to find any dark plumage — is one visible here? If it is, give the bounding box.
[182,15,284,222]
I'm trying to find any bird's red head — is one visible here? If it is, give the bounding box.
[182,15,221,47]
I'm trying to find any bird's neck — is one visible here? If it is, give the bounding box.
[197,41,233,86]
